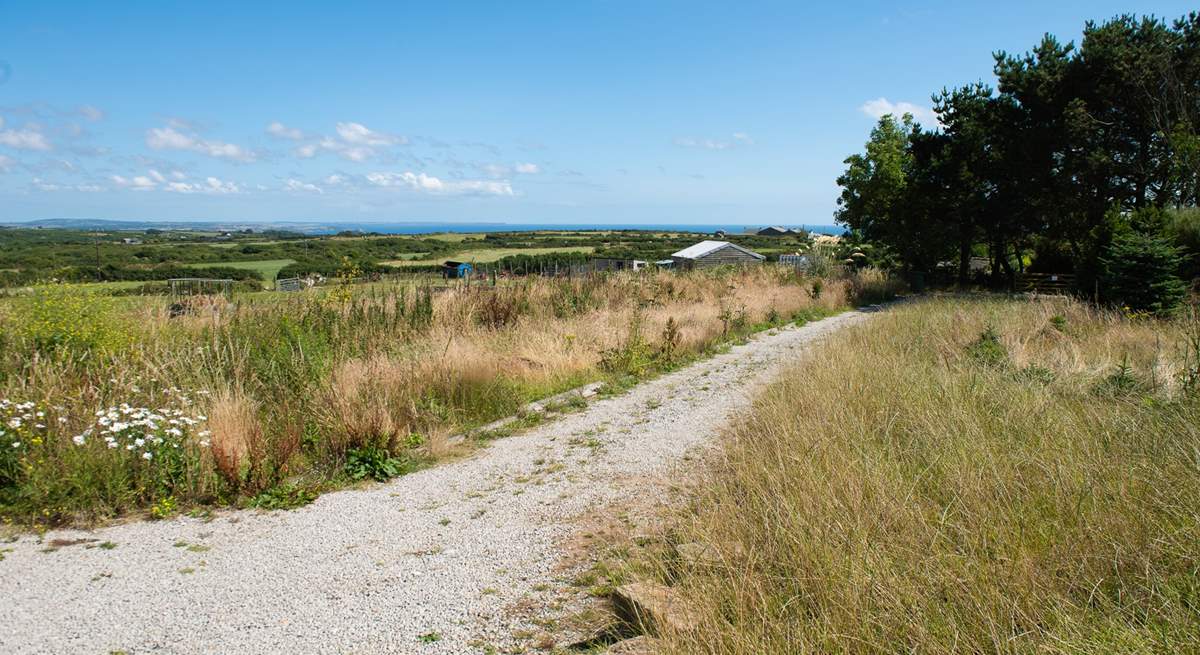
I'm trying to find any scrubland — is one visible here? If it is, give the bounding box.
[639,296,1200,653]
[0,267,896,526]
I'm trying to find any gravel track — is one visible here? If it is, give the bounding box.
[0,309,874,654]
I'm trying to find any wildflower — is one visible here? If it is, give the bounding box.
[57,417,68,424]
[7,418,20,429]
[134,438,145,447]
[199,440,211,448]
[72,434,86,446]
[11,442,19,448]
[141,452,152,460]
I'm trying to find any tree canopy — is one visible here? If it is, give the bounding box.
[837,13,1200,292]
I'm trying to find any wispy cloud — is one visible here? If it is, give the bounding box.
[859,97,939,126]
[284,178,323,193]
[145,125,256,163]
[366,171,513,196]
[673,132,754,150]
[77,105,104,122]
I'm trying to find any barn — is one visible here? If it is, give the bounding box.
[670,240,765,270]
[441,260,474,279]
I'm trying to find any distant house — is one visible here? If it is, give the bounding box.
[121,237,142,245]
[442,260,474,279]
[757,226,805,236]
[670,240,765,270]
[713,229,727,238]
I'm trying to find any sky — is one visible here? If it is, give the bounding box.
[0,1,1195,226]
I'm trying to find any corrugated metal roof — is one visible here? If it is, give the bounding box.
[670,240,765,260]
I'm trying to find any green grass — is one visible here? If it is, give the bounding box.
[381,247,594,267]
[189,259,296,285]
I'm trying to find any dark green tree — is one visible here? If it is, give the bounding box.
[1099,231,1188,316]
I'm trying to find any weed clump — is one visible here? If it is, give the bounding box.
[965,325,1008,367]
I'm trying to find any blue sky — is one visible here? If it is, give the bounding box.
[0,1,1193,225]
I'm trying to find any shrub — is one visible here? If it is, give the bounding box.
[344,445,410,482]
[1100,232,1188,317]
[965,325,1007,367]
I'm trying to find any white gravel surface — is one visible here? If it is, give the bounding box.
[0,309,874,655]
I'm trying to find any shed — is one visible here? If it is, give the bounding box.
[670,240,765,270]
[442,260,474,279]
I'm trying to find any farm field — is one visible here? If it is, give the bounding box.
[381,246,596,266]
[189,258,296,285]
[0,226,816,290]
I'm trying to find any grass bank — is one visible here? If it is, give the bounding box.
[0,267,899,528]
[632,296,1200,653]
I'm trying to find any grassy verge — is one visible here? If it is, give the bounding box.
[628,296,1200,653]
[0,267,900,528]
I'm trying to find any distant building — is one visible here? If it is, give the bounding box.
[592,258,647,272]
[713,229,727,238]
[757,226,804,236]
[442,261,474,279]
[670,240,765,270]
[121,237,142,245]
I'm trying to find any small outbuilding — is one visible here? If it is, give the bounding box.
[442,260,474,279]
[670,240,765,270]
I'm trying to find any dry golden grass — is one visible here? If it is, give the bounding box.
[644,296,1200,654]
[0,266,887,522]
[206,390,259,488]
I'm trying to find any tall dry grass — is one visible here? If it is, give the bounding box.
[646,296,1200,653]
[0,266,886,524]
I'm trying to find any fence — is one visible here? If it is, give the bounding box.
[1016,272,1076,295]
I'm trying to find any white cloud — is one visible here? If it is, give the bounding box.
[366,171,513,196]
[287,122,407,161]
[0,154,12,172]
[859,97,939,126]
[113,170,240,194]
[111,174,157,190]
[145,126,256,162]
[324,174,347,185]
[336,122,404,147]
[284,178,323,194]
[481,162,541,178]
[0,125,51,151]
[164,177,241,194]
[673,132,753,150]
[266,121,304,140]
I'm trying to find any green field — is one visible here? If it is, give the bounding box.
[381,246,594,267]
[190,258,296,285]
